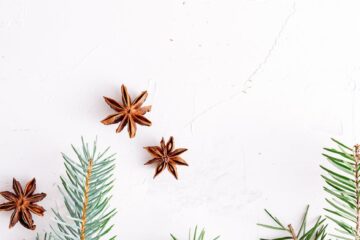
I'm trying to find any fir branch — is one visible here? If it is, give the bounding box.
[36,138,116,240]
[258,205,327,240]
[170,226,220,240]
[321,139,360,239]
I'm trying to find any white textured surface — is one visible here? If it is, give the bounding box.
[1,0,360,239]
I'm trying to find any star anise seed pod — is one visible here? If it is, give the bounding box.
[101,84,152,138]
[144,136,188,179]
[0,178,46,230]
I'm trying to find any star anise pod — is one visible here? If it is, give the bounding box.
[0,178,46,230]
[144,136,188,179]
[101,84,152,138]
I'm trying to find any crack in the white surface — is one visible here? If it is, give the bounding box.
[186,1,296,127]
[190,95,197,135]
[187,100,223,128]
[69,44,100,72]
[147,79,158,98]
[240,1,296,94]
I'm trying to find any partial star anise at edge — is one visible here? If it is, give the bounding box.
[0,178,46,230]
[101,84,152,138]
[144,136,188,179]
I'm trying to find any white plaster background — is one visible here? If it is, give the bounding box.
[1,0,360,239]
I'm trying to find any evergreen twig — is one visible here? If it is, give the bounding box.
[36,138,116,240]
[321,139,360,239]
[258,205,327,240]
[170,226,220,240]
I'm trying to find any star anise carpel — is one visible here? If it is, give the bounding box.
[0,178,46,230]
[144,136,188,179]
[101,84,152,138]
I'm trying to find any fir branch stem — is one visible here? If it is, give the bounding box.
[80,159,93,240]
[288,224,298,240]
[354,145,360,239]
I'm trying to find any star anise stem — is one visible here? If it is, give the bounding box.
[80,159,93,240]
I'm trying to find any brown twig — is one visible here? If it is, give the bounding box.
[288,224,298,240]
[80,159,93,240]
[354,145,360,239]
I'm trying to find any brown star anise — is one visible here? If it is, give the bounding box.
[101,84,152,138]
[144,136,188,179]
[0,178,46,230]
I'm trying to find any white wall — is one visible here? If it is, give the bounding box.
[1,0,360,239]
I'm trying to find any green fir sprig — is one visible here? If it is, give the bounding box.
[170,226,220,240]
[37,138,116,240]
[258,205,327,240]
[321,139,360,239]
